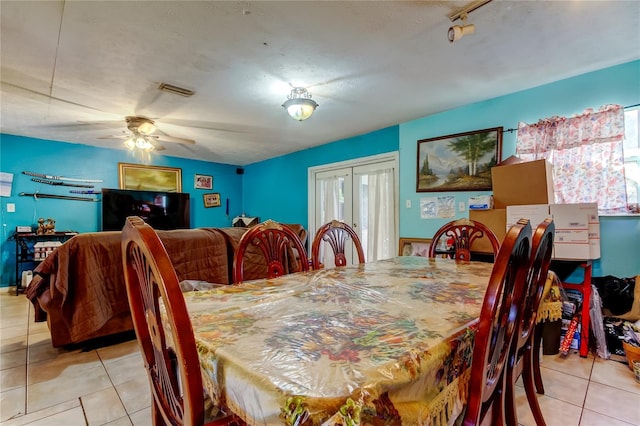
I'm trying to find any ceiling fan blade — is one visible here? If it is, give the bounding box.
[97,135,128,140]
[149,134,196,145]
[37,120,123,131]
[159,118,251,133]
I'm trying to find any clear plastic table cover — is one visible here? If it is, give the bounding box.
[180,256,494,425]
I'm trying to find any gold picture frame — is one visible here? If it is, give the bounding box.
[416,127,503,192]
[118,163,182,192]
[203,192,221,208]
[194,174,213,190]
[398,237,432,257]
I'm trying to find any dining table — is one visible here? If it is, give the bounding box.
[178,256,495,425]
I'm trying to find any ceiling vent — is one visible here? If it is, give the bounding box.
[158,83,195,97]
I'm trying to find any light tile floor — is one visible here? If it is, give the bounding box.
[1,288,639,425]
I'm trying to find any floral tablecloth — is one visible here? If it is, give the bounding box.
[181,256,494,425]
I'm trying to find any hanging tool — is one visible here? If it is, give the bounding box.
[22,171,102,183]
[19,192,98,202]
[31,178,94,188]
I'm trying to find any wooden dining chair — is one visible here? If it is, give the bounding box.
[462,219,532,426]
[121,216,241,426]
[311,219,365,269]
[428,218,501,261]
[233,219,309,283]
[505,219,555,426]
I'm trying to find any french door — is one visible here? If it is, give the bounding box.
[308,153,398,266]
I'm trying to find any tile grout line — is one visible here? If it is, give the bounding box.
[96,347,135,424]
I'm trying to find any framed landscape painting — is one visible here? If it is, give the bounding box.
[416,127,502,192]
[119,163,182,192]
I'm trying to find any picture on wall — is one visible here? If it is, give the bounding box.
[203,192,221,208]
[119,163,182,192]
[398,238,432,257]
[194,174,213,190]
[416,127,503,192]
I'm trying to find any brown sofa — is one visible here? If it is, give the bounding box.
[26,224,306,347]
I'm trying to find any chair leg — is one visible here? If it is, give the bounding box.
[523,348,546,426]
[152,399,163,426]
[533,322,545,394]
[504,359,518,426]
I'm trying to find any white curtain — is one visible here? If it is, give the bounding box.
[361,167,394,262]
[317,176,341,266]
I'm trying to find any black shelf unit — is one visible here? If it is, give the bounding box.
[13,232,77,295]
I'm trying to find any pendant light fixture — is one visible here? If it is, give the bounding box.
[282,87,318,121]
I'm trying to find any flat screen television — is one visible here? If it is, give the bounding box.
[101,188,190,231]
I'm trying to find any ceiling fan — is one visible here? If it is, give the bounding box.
[98,116,196,152]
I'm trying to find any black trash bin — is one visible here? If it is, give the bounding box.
[542,320,562,355]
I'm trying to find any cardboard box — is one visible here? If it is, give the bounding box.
[506,204,552,230]
[555,229,589,244]
[549,203,600,259]
[554,240,591,259]
[468,195,493,210]
[469,209,506,253]
[491,159,555,208]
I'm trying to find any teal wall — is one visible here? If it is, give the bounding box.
[0,134,243,285]
[398,60,639,277]
[242,126,399,226]
[1,61,638,285]
[243,60,639,277]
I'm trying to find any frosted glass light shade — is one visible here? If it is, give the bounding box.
[124,136,154,152]
[283,98,318,121]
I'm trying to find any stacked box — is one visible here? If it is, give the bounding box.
[472,159,600,259]
[469,159,555,253]
[469,209,506,254]
[491,159,555,208]
[33,241,62,260]
[550,203,600,259]
[504,203,600,260]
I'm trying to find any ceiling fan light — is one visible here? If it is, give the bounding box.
[135,137,147,149]
[137,120,156,135]
[282,87,318,121]
[124,138,136,150]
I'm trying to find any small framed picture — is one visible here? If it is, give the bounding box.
[203,192,221,208]
[398,237,432,257]
[195,174,213,190]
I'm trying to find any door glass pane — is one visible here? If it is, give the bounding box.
[315,171,351,267]
[354,163,395,262]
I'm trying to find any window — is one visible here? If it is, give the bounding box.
[515,104,632,214]
[623,107,639,211]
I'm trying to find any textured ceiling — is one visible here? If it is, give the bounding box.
[1,1,639,166]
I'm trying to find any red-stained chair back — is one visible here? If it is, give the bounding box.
[233,220,309,283]
[505,219,555,426]
[429,218,501,261]
[463,219,532,426]
[311,220,365,269]
[122,216,242,426]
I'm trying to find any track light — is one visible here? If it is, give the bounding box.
[447,0,491,43]
[448,14,475,43]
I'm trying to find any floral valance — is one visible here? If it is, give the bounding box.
[516,104,625,155]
